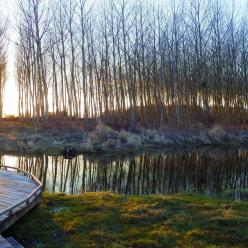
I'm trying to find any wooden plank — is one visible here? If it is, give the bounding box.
[0,167,43,234]
[6,237,24,248]
[0,194,42,233]
[0,235,13,248]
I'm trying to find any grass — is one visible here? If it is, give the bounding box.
[4,192,248,248]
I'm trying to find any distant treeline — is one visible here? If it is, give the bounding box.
[16,0,248,127]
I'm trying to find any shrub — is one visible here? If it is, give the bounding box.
[118,130,130,143]
[102,139,117,150]
[126,133,142,146]
[209,125,226,138]
[145,129,158,139]
[153,134,164,144]
[208,125,229,144]
[89,121,118,146]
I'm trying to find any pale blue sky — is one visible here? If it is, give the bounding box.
[1,0,247,115]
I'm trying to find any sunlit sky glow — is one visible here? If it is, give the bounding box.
[1,0,247,116]
[1,0,18,116]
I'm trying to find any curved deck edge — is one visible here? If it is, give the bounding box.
[0,165,43,234]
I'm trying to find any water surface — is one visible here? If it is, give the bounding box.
[1,148,247,199]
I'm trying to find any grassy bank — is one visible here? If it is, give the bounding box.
[5,193,248,248]
[1,120,248,155]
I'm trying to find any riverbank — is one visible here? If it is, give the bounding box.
[1,122,248,155]
[4,192,248,247]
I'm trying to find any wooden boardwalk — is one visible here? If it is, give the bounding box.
[0,166,43,247]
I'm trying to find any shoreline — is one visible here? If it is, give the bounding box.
[1,125,248,155]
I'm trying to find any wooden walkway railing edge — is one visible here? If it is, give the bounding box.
[0,165,43,233]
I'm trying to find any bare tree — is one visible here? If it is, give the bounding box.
[0,19,7,118]
[15,0,248,128]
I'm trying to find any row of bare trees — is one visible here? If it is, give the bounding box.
[16,0,248,127]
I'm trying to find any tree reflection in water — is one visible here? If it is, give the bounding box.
[2,149,247,198]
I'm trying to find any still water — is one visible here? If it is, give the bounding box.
[1,148,248,198]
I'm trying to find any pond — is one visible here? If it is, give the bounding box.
[1,147,248,199]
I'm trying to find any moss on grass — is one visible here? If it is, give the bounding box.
[5,192,248,248]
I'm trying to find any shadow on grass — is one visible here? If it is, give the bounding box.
[3,193,248,248]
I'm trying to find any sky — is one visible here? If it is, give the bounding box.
[0,0,247,116]
[1,0,18,116]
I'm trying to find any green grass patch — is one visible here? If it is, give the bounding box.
[5,192,248,248]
